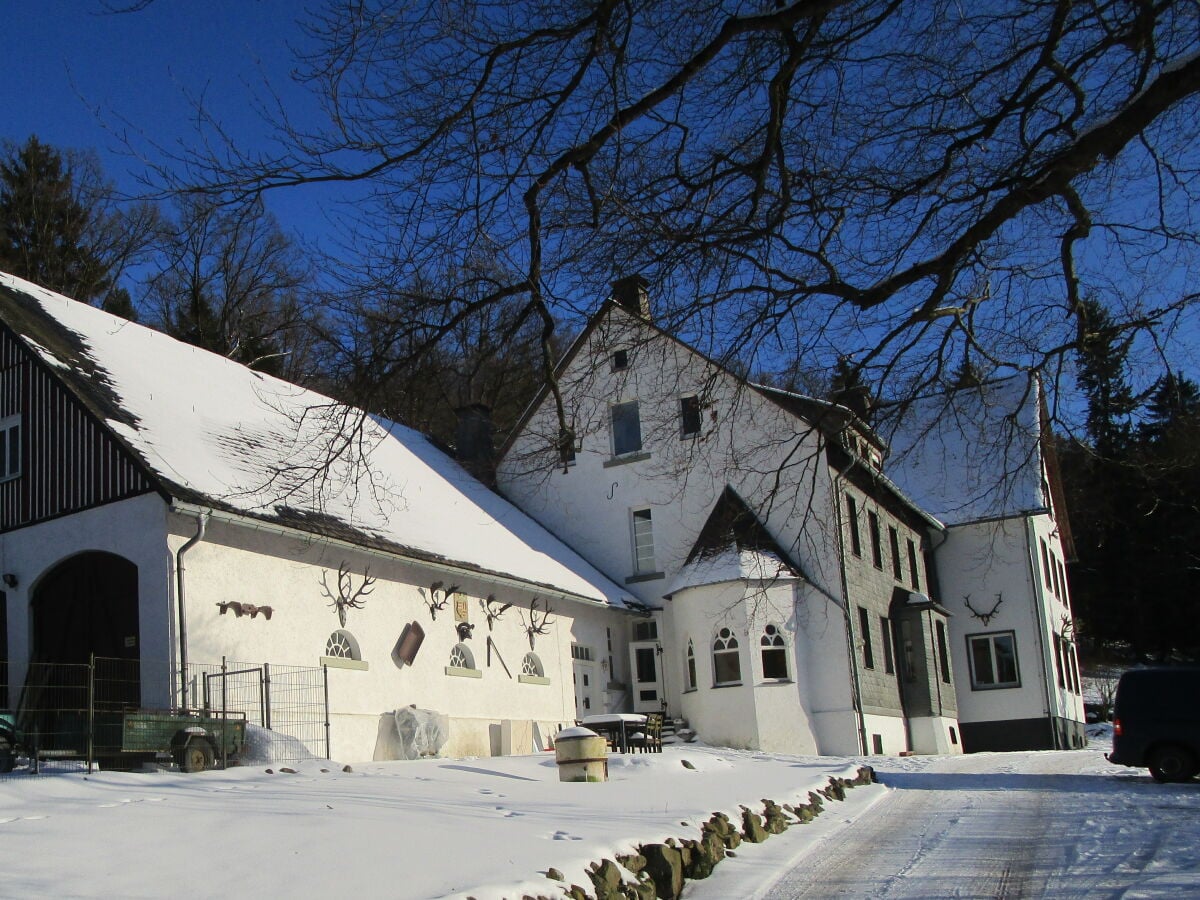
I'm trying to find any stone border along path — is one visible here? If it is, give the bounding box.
[503,764,877,900]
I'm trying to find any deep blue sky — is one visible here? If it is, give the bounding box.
[3,1,324,238]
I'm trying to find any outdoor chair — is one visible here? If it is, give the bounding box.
[630,712,663,753]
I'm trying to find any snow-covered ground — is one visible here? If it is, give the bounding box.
[0,728,1195,899]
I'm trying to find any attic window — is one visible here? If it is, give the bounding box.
[679,395,702,438]
[0,415,20,482]
[612,349,629,371]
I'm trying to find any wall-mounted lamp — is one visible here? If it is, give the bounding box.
[2,573,17,588]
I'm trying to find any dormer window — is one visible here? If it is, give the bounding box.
[612,349,629,371]
[0,415,20,482]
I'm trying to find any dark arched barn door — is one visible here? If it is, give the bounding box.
[31,552,141,710]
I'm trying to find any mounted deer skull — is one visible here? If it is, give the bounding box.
[519,598,555,648]
[963,593,1003,626]
[421,581,459,621]
[481,594,513,631]
[320,562,376,627]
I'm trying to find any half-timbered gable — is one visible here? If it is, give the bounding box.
[0,320,159,532]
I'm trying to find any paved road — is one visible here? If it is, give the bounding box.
[759,750,1200,899]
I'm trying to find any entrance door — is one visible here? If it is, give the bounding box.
[629,642,664,713]
[573,660,597,718]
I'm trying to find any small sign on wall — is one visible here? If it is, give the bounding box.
[454,593,469,623]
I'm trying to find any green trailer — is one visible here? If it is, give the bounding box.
[1,708,246,773]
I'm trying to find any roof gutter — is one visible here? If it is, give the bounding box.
[168,501,631,614]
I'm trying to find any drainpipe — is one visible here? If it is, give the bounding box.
[831,471,869,756]
[175,512,207,711]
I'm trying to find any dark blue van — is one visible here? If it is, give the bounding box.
[1107,667,1200,782]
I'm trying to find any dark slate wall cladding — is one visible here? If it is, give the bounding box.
[0,330,155,531]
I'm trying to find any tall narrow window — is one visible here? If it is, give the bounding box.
[1054,634,1066,688]
[685,640,697,691]
[611,401,642,456]
[1051,552,1062,598]
[612,349,629,371]
[879,615,895,674]
[712,628,742,686]
[760,624,788,680]
[679,395,702,437]
[0,415,20,482]
[1040,539,1053,589]
[889,526,902,579]
[868,512,883,569]
[631,508,656,573]
[935,620,951,683]
[906,539,920,590]
[858,606,875,669]
[847,495,862,556]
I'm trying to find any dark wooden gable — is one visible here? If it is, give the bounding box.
[0,327,159,532]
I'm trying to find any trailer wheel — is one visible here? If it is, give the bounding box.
[177,737,214,774]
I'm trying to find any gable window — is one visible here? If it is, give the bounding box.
[858,606,875,669]
[906,539,920,590]
[868,512,883,570]
[684,639,697,690]
[935,620,952,683]
[760,624,788,680]
[631,508,656,574]
[612,349,629,371]
[879,615,895,674]
[889,526,902,579]
[967,631,1020,690]
[712,628,742,686]
[679,395,702,438]
[558,428,576,466]
[0,415,20,482]
[846,495,862,556]
[611,400,643,456]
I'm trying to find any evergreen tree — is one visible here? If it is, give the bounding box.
[1075,297,1137,458]
[0,136,111,302]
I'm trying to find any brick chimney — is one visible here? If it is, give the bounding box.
[611,274,651,320]
[454,403,495,485]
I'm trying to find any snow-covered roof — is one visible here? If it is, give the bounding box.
[666,546,799,596]
[879,375,1048,524]
[666,486,803,596]
[0,273,632,608]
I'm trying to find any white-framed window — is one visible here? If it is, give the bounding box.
[449,642,476,670]
[611,400,642,456]
[967,631,1020,690]
[935,620,952,683]
[0,415,20,482]
[521,652,544,677]
[571,643,594,661]
[712,627,742,686]
[684,639,697,691]
[760,624,788,680]
[631,508,656,573]
[612,349,629,371]
[679,395,702,438]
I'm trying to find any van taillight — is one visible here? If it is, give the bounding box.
[1113,717,1122,736]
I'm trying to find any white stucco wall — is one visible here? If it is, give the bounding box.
[0,493,173,705]
[167,511,633,761]
[935,514,1084,730]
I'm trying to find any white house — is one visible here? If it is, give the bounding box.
[882,376,1087,750]
[497,277,963,757]
[0,272,641,762]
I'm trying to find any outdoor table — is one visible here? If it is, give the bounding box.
[579,713,647,753]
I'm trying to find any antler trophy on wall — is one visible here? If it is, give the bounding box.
[320,562,376,627]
